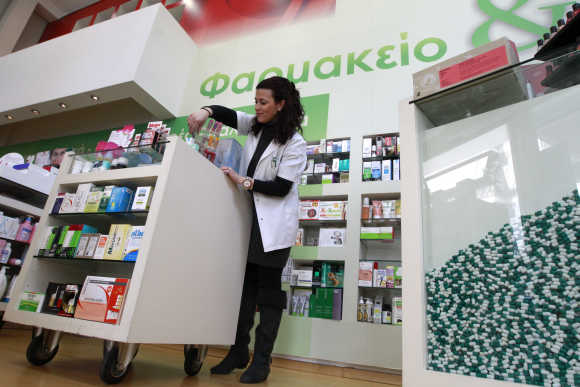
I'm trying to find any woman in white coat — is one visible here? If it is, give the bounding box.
[188,76,307,383]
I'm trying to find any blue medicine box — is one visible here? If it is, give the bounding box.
[106,187,134,212]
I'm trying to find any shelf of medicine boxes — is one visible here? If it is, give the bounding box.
[284,260,345,322]
[361,132,400,183]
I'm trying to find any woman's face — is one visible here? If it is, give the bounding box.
[254,88,285,123]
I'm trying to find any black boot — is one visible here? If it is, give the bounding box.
[211,278,257,375]
[240,290,285,384]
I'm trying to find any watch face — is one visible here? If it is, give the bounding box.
[243,179,251,188]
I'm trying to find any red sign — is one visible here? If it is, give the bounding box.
[40,0,335,45]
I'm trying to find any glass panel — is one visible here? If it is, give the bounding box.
[69,142,167,175]
[420,78,580,385]
[414,50,580,126]
[94,7,115,24]
[116,0,139,17]
[72,15,93,32]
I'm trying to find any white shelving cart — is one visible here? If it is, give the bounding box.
[0,167,50,325]
[4,136,252,383]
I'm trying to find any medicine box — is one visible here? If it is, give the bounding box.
[106,187,133,213]
[358,261,373,287]
[131,186,153,211]
[299,200,319,220]
[74,276,130,324]
[318,201,345,220]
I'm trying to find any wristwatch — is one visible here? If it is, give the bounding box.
[241,177,253,190]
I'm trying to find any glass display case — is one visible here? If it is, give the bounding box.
[401,50,580,387]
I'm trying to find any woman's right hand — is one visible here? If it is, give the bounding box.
[187,109,211,136]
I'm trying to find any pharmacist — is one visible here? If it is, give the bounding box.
[188,76,306,384]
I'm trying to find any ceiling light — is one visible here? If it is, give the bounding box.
[5,114,14,120]
[31,109,40,115]
[58,102,68,108]
[90,95,99,101]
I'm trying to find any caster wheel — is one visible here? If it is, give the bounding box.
[100,345,131,384]
[26,331,59,366]
[184,345,207,376]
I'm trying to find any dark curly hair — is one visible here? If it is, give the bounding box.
[251,76,304,145]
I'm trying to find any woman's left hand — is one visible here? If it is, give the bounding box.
[221,166,241,185]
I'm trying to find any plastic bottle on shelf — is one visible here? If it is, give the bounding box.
[362,197,370,220]
[0,267,7,298]
[357,296,365,321]
[4,273,17,301]
[0,242,11,264]
[15,216,34,243]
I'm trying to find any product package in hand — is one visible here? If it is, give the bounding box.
[214,138,242,173]
[195,118,222,162]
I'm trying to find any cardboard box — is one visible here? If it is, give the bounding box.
[392,297,403,325]
[393,159,400,181]
[18,291,45,312]
[371,161,381,180]
[321,174,334,184]
[292,268,313,287]
[299,200,319,220]
[59,193,76,213]
[103,224,132,260]
[362,162,372,181]
[373,269,387,288]
[106,187,134,213]
[74,276,130,324]
[84,191,103,212]
[131,186,153,211]
[318,201,345,220]
[358,261,373,287]
[93,235,109,260]
[412,37,520,99]
[362,138,372,158]
[382,159,392,181]
[123,226,144,261]
[99,185,116,212]
[318,228,345,247]
[72,183,95,213]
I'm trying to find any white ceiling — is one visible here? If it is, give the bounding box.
[38,0,101,21]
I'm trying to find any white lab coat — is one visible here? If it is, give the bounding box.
[236,111,307,252]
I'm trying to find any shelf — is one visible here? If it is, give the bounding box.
[51,210,149,218]
[303,171,348,176]
[291,285,344,290]
[0,177,48,208]
[0,194,43,217]
[290,246,348,261]
[540,51,580,90]
[0,236,30,245]
[34,256,135,264]
[299,219,346,227]
[359,286,402,290]
[4,309,126,342]
[361,218,401,225]
[535,15,580,61]
[362,155,399,162]
[299,183,349,199]
[307,151,350,159]
[58,165,162,187]
[361,181,400,195]
[359,259,401,263]
[357,321,402,327]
